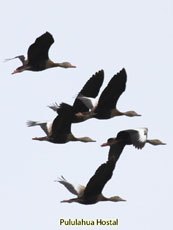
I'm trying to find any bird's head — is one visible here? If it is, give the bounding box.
[61,62,76,68]
[109,196,126,202]
[101,138,117,147]
[81,137,96,143]
[124,111,141,117]
[147,139,166,145]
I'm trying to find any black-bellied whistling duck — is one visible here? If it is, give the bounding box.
[27,103,95,144]
[76,68,141,121]
[101,128,166,160]
[55,157,126,205]
[48,70,104,123]
[6,32,76,74]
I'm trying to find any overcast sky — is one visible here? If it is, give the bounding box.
[0,0,172,230]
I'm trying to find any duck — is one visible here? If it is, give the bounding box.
[6,32,76,74]
[55,157,126,205]
[101,128,166,160]
[48,69,104,123]
[27,103,95,144]
[75,68,141,121]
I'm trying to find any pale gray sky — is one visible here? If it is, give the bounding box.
[0,0,172,229]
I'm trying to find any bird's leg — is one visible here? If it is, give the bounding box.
[61,199,73,203]
[32,136,48,141]
[75,112,84,117]
[12,65,30,74]
[12,69,22,74]
[61,198,79,203]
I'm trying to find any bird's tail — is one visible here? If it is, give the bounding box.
[26,120,41,127]
[4,55,25,64]
[60,198,77,203]
[60,199,71,203]
[48,102,59,112]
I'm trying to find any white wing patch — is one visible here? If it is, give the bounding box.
[131,128,148,149]
[48,102,59,112]
[46,121,53,135]
[27,120,53,135]
[57,176,85,197]
[77,96,98,110]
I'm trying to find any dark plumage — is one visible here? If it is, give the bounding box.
[101,128,166,160]
[48,70,104,122]
[7,32,76,74]
[73,70,104,114]
[49,103,74,143]
[58,157,126,205]
[83,157,116,203]
[94,68,127,119]
[26,32,54,70]
[76,68,141,120]
[27,103,95,144]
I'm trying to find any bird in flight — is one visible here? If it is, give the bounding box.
[5,32,76,74]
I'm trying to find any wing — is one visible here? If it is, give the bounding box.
[129,128,148,149]
[27,32,54,65]
[95,68,127,113]
[83,157,116,199]
[26,120,52,135]
[50,103,73,137]
[57,176,85,197]
[73,70,104,113]
[4,55,26,64]
[48,102,59,112]
[108,142,126,161]
[77,96,98,110]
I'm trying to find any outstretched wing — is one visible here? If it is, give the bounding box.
[117,129,148,149]
[95,68,127,113]
[128,128,148,149]
[27,32,54,65]
[26,120,52,136]
[4,55,26,64]
[57,176,85,197]
[50,103,73,137]
[73,70,104,113]
[77,96,98,110]
[108,142,126,161]
[84,157,116,198]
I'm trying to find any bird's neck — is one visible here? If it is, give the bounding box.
[52,62,64,67]
[95,194,125,203]
[46,60,61,68]
[96,194,118,202]
[67,133,78,142]
[61,198,81,203]
[70,136,92,143]
[67,133,89,142]
[121,111,134,117]
[98,194,109,201]
[107,197,118,202]
[111,109,124,117]
[75,111,95,121]
[146,139,159,145]
[76,137,89,143]
[32,136,48,141]
[107,196,125,202]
